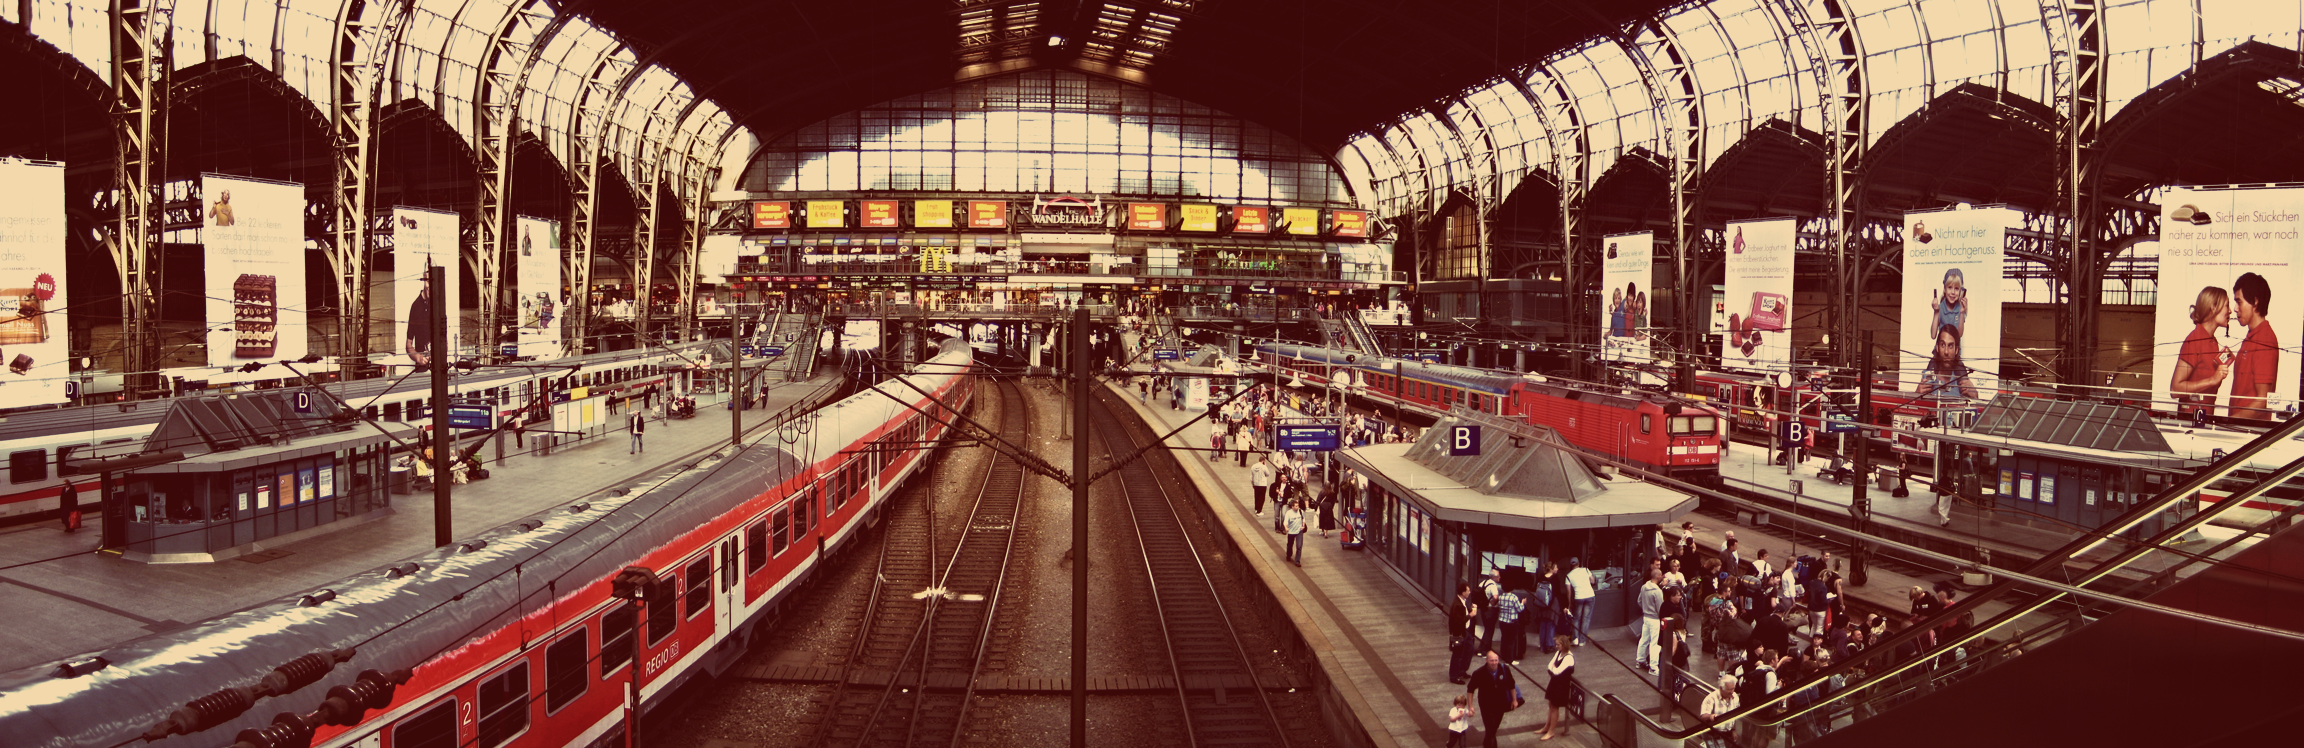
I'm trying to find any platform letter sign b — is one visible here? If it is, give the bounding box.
[1450,425,1482,456]
[1785,421,1807,446]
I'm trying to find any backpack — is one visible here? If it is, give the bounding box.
[1530,579,1555,618]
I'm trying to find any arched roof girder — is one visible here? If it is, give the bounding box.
[1584,146,1671,230]
[168,56,337,187]
[1697,117,1825,221]
[2093,40,2304,200]
[509,130,571,217]
[0,19,117,172]
[1858,81,2059,215]
[374,98,480,209]
[1492,166,1566,243]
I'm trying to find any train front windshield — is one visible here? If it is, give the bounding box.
[1668,415,1719,436]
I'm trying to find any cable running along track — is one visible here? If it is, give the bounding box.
[811,376,1027,747]
[1089,396,1292,748]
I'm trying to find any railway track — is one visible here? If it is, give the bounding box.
[1089,396,1292,748]
[812,377,1028,748]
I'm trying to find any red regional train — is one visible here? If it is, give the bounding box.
[0,339,976,748]
[1256,343,1723,486]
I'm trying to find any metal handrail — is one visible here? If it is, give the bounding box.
[1594,413,2304,741]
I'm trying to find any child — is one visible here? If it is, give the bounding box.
[1446,693,1475,747]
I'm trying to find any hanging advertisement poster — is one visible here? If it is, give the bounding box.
[1128,203,1167,231]
[1900,206,2013,400]
[1332,210,1369,238]
[805,200,845,228]
[1283,207,1320,236]
[1720,217,1797,372]
[0,161,66,409]
[2153,186,2304,422]
[968,200,1008,229]
[1232,206,1270,234]
[1179,204,1219,232]
[750,201,790,229]
[515,216,563,359]
[860,200,899,228]
[393,206,462,367]
[914,199,954,228]
[203,175,308,367]
[1599,232,1654,363]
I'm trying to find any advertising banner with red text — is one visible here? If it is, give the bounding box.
[751,201,790,229]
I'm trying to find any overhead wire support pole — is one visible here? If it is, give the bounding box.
[1069,307,1090,748]
[430,266,454,548]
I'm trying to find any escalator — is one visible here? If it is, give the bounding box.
[1344,313,1385,357]
[1610,414,2304,748]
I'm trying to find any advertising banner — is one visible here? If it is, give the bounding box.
[1128,203,1167,231]
[1283,207,1320,236]
[1232,206,1270,234]
[969,200,1008,229]
[1179,204,1219,232]
[1332,210,1370,238]
[393,206,462,367]
[2154,186,2304,421]
[1600,232,1654,363]
[1900,206,2012,400]
[915,199,954,228]
[805,200,845,228]
[202,174,307,367]
[750,201,790,229]
[0,161,66,408]
[515,216,562,359]
[861,200,899,228]
[1720,217,1797,372]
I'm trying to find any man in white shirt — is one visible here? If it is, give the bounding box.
[1565,558,1597,647]
[1635,568,1664,673]
[1701,674,1741,740]
[1249,456,1276,516]
[1751,548,1775,583]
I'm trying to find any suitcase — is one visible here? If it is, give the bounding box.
[64,510,82,531]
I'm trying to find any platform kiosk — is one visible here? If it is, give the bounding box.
[92,389,407,563]
[1338,408,1697,631]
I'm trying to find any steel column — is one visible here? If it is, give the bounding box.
[2046,0,2108,388]
[110,0,169,398]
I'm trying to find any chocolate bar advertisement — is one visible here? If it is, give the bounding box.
[1720,217,1797,372]
[1900,206,2014,400]
[0,161,66,408]
[516,216,564,359]
[203,174,308,366]
[1599,231,1654,365]
[393,206,463,367]
[2152,186,2304,422]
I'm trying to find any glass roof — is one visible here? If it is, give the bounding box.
[1336,0,2304,220]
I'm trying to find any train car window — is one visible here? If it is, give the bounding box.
[793,488,813,537]
[746,520,768,573]
[544,627,588,714]
[601,604,636,676]
[645,573,676,645]
[1641,414,1652,434]
[683,556,711,619]
[384,402,401,421]
[9,450,45,484]
[772,505,791,556]
[391,699,458,748]
[476,662,529,748]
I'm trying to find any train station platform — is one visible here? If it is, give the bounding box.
[1104,370,2029,747]
[0,372,843,675]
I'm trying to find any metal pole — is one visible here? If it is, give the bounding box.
[429,266,453,548]
[1852,329,1874,586]
[731,335,744,448]
[1069,307,1090,747]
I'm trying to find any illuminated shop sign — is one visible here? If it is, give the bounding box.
[969,200,1009,229]
[1331,210,1369,238]
[1128,203,1167,231]
[805,200,845,228]
[1179,204,1219,232]
[751,201,791,229]
[861,200,899,228]
[1231,206,1269,234]
[916,199,955,228]
[1283,207,1320,236]
[1029,194,1105,228]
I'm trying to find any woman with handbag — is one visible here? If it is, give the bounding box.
[1539,634,1576,741]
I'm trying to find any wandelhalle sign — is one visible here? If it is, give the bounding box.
[1029,195,1105,228]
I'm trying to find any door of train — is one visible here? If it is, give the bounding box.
[717,536,739,636]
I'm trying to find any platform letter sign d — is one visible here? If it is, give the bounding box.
[293,391,314,414]
[1450,425,1482,456]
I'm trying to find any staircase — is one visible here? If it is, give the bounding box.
[1343,314,1385,357]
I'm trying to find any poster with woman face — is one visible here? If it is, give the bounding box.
[1721,217,1797,372]
[2153,186,2304,422]
[1900,207,2012,401]
[1599,232,1654,364]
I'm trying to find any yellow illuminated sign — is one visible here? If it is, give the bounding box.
[806,200,845,228]
[1283,208,1320,236]
[915,200,954,228]
[1180,204,1219,232]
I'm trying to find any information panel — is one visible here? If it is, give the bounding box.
[393,206,462,367]
[203,174,307,367]
[1720,217,1796,372]
[2154,186,2304,421]
[0,161,67,408]
[516,216,563,359]
[1600,232,1654,363]
[1900,206,2012,400]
